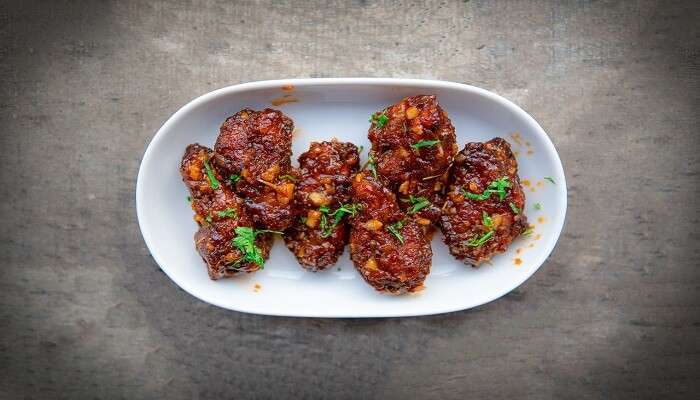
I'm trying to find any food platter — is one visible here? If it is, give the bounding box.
[136,78,567,317]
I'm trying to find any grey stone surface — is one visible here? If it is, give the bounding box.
[1,0,699,398]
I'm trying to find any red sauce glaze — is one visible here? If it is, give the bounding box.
[349,172,432,293]
[440,138,527,266]
[284,140,360,271]
[180,144,271,279]
[368,95,458,224]
[213,108,296,231]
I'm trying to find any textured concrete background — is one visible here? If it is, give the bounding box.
[1,0,699,399]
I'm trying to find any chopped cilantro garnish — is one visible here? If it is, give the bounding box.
[333,203,362,219]
[370,113,389,129]
[387,219,406,244]
[319,203,362,237]
[401,195,431,214]
[534,203,542,210]
[280,174,297,182]
[216,208,237,219]
[230,227,282,268]
[228,174,240,184]
[544,177,556,185]
[205,214,213,223]
[467,211,501,247]
[461,176,511,201]
[203,159,220,190]
[482,211,493,228]
[187,196,192,203]
[366,155,378,179]
[461,188,490,201]
[466,230,494,247]
[491,177,511,200]
[509,202,520,214]
[319,212,330,237]
[411,139,440,150]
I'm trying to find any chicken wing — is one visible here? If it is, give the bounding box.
[349,172,432,293]
[284,140,360,271]
[440,138,528,265]
[368,95,458,224]
[180,143,272,279]
[213,108,296,231]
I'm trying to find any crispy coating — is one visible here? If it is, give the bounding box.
[213,108,296,231]
[284,140,360,271]
[368,95,458,224]
[349,172,432,293]
[440,138,527,265]
[180,144,272,279]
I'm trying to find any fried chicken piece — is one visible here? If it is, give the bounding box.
[180,144,272,279]
[368,95,458,224]
[349,172,432,293]
[440,138,527,265]
[213,108,296,231]
[284,141,360,271]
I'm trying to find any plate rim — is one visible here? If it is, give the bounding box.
[136,78,568,317]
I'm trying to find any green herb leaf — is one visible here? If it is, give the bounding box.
[533,203,542,210]
[411,139,440,150]
[544,176,556,185]
[187,196,192,203]
[492,177,511,201]
[230,227,263,267]
[205,214,213,223]
[228,174,240,184]
[203,159,220,190]
[367,155,378,179]
[482,211,493,228]
[461,188,492,201]
[401,195,431,214]
[319,212,330,237]
[225,262,246,271]
[466,230,494,247]
[230,227,282,268]
[509,202,520,214]
[280,174,298,182]
[387,219,406,244]
[215,208,237,219]
[332,203,362,218]
[370,113,389,129]
[460,176,511,202]
[319,203,362,237]
[300,216,308,224]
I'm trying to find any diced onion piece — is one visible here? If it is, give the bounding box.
[364,219,383,231]
[189,164,201,180]
[365,258,378,271]
[405,106,419,120]
[261,164,280,182]
[276,182,295,204]
[398,180,410,195]
[306,210,321,228]
[492,214,503,228]
[308,191,329,206]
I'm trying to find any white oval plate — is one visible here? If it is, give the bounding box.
[136,78,567,317]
